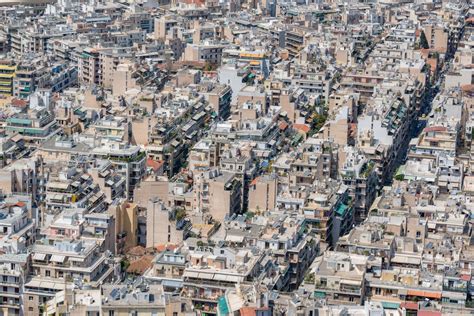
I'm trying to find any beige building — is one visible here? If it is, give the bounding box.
[322,110,350,146]
[130,116,157,146]
[78,48,101,85]
[0,158,39,201]
[111,201,138,253]
[154,16,178,40]
[134,176,170,207]
[102,284,167,315]
[279,88,309,124]
[204,83,232,119]
[193,170,242,222]
[423,25,448,53]
[100,51,132,89]
[310,252,370,305]
[335,47,351,66]
[146,199,184,248]
[31,240,106,281]
[175,69,201,88]
[248,174,277,212]
[237,85,268,111]
[183,43,224,65]
[112,61,137,97]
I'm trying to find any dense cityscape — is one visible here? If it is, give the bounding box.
[0,0,472,314]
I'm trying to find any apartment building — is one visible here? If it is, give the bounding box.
[0,254,29,316]
[181,248,263,314]
[144,249,186,292]
[30,239,113,285]
[340,150,378,222]
[101,284,167,315]
[310,252,369,305]
[13,61,47,99]
[5,109,60,144]
[0,60,16,97]
[183,42,225,65]
[78,48,101,85]
[193,169,242,222]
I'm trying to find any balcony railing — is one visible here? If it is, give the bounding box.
[315,284,362,294]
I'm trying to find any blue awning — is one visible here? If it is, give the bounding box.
[218,296,230,315]
[314,291,326,298]
[381,302,400,309]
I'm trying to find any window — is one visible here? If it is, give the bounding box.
[29,307,34,312]
[29,296,34,301]
[45,270,51,277]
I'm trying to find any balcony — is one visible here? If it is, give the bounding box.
[315,283,362,295]
[443,285,468,293]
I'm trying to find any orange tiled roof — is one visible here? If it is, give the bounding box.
[147,159,164,172]
[126,255,154,275]
[293,123,311,133]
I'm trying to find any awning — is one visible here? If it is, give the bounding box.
[391,255,421,265]
[407,289,441,299]
[69,257,85,262]
[442,291,466,300]
[340,279,361,286]
[32,253,46,261]
[381,302,400,309]
[336,203,349,217]
[50,255,66,263]
[53,283,67,290]
[197,272,215,280]
[213,274,230,281]
[218,296,229,315]
[314,291,326,298]
[48,182,69,190]
[162,279,183,288]
[401,301,418,310]
[225,235,245,243]
[224,275,244,283]
[183,271,199,278]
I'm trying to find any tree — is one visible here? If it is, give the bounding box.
[310,111,328,136]
[394,174,405,181]
[245,211,255,220]
[175,208,186,221]
[420,30,429,49]
[204,62,215,72]
[120,259,130,271]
